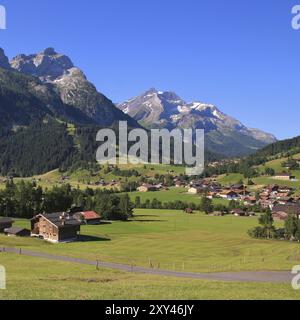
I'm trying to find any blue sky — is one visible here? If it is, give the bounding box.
[0,0,299,140]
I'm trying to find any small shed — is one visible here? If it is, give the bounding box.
[73,211,101,225]
[4,227,30,237]
[231,209,247,217]
[0,218,14,233]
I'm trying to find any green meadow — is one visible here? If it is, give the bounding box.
[1,209,300,274]
[123,187,229,206]
[0,253,299,300]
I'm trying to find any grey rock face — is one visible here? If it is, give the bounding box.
[10,48,138,127]
[0,48,11,70]
[11,47,74,82]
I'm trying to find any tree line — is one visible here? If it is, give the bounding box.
[0,180,133,221]
[248,210,300,242]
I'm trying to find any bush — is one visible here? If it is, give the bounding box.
[248,227,267,239]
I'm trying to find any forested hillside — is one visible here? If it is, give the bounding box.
[0,119,75,176]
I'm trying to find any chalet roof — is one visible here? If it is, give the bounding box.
[81,211,101,220]
[275,172,291,177]
[189,186,206,190]
[36,213,81,228]
[272,204,300,215]
[244,197,256,201]
[231,184,245,189]
[220,190,238,195]
[266,184,279,189]
[235,190,249,195]
[278,186,294,190]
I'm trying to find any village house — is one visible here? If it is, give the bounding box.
[242,196,257,206]
[231,208,247,217]
[272,203,300,221]
[207,192,217,199]
[0,218,14,233]
[265,185,280,193]
[155,183,164,190]
[31,212,81,243]
[137,184,158,192]
[189,179,206,188]
[73,211,101,225]
[206,183,222,193]
[273,172,296,181]
[175,180,186,188]
[277,197,295,205]
[95,180,107,187]
[188,186,205,194]
[230,183,245,191]
[235,189,250,197]
[278,186,294,193]
[219,190,239,200]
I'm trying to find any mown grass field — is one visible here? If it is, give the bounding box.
[0,253,299,300]
[1,209,300,274]
[123,187,229,206]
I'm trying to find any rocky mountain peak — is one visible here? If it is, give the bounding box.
[0,48,11,70]
[145,87,158,95]
[10,47,74,82]
[43,47,57,55]
[7,47,139,128]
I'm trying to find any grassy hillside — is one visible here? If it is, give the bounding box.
[217,152,300,193]
[0,163,186,191]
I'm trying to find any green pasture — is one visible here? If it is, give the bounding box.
[1,209,299,274]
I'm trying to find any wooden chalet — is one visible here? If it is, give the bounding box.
[31,212,81,243]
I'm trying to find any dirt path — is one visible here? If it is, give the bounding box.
[1,247,293,283]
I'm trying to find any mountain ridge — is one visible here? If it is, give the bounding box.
[8,47,139,127]
[118,88,276,156]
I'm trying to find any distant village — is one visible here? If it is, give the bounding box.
[137,171,300,220]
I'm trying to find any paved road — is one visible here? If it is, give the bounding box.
[0,247,293,283]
